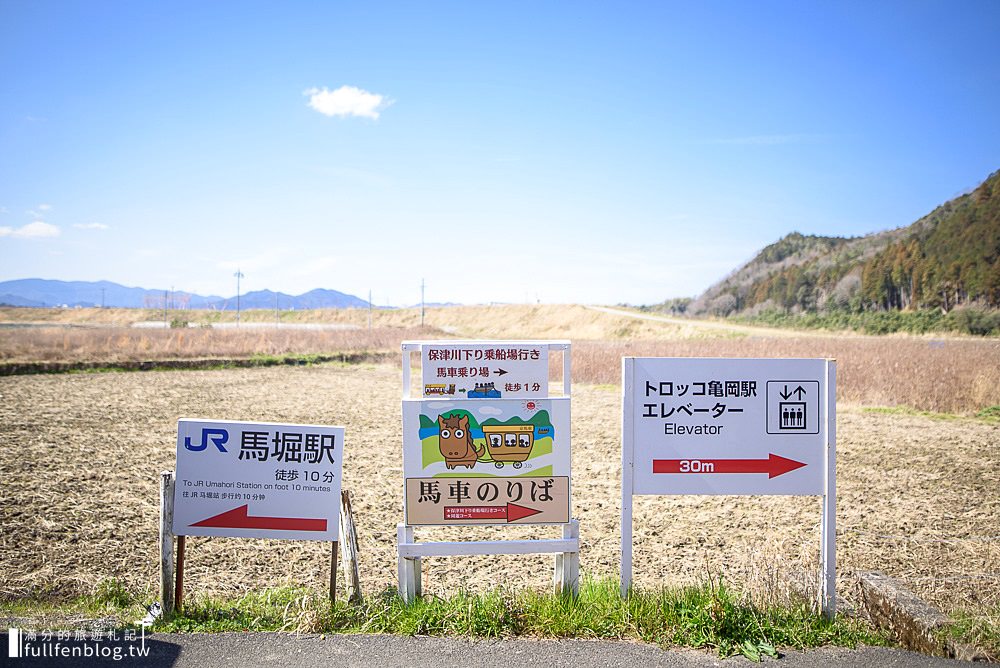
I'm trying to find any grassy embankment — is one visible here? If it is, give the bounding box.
[1,578,888,660]
[730,308,1000,337]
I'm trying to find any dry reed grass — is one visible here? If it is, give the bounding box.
[570,338,1000,414]
[0,326,432,364]
[4,305,998,413]
[0,304,738,339]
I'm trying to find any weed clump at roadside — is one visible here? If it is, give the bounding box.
[149,579,887,660]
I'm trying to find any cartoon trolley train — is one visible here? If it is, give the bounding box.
[481,424,534,469]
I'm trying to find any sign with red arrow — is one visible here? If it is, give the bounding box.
[191,504,328,532]
[652,454,807,478]
[405,476,570,525]
[620,356,837,616]
[173,419,345,541]
[624,358,831,496]
[443,502,542,522]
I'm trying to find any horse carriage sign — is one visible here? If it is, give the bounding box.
[401,399,571,525]
[403,340,571,527]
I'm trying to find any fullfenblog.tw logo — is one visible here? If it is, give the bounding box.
[8,626,150,661]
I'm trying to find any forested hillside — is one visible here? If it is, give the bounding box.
[685,170,1000,318]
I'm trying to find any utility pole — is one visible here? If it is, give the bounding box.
[234,269,244,326]
[420,278,425,328]
[100,288,105,309]
[163,290,168,328]
[368,289,372,333]
[274,291,279,328]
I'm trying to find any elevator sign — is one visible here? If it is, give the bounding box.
[620,358,838,616]
[624,358,832,496]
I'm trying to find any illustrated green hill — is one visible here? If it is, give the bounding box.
[419,410,552,431]
[481,410,551,428]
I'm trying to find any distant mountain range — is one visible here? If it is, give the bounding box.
[682,168,1000,316]
[0,279,370,310]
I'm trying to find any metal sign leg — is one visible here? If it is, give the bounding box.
[159,471,176,616]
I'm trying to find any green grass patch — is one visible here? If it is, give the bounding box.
[1,354,388,377]
[145,579,886,659]
[247,352,329,366]
[975,406,1000,423]
[732,307,1000,337]
[2,578,891,659]
[1,578,149,627]
[863,405,1000,423]
[861,406,962,421]
[939,607,1000,660]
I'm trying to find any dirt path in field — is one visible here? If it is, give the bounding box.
[583,305,812,337]
[1,363,997,619]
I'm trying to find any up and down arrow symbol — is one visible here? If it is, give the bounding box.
[780,384,808,400]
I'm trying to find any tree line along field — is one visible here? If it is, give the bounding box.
[0,304,998,647]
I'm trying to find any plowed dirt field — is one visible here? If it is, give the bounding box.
[2,362,997,619]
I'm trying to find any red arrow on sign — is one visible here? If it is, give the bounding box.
[652,454,806,479]
[191,504,327,532]
[443,502,542,523]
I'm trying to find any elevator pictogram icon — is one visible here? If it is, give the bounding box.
[766,381,820,434]
[779,402,807,429]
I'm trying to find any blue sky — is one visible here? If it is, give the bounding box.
[2,1,998,306]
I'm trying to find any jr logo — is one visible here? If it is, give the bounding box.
[184,428,229,452]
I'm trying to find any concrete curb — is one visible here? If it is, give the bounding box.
[856,571,990,661]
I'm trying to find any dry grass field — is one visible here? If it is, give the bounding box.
[4,305,999,414]
[1,305,998,634]
[1,304,736,337]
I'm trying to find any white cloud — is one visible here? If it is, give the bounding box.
[26,203,52,218]
[73,223,109,230]
[477,406,504,416]
[0,221,61,239]
[305,85,391,119]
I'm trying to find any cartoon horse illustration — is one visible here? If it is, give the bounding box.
[437,414,483,469]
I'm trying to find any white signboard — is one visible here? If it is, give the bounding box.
[626,358,829,495]
[173,419,344,541]
[620,357,837,616]
[421,342,549,399]
[401,398,571,525]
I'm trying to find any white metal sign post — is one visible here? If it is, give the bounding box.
[398,340,578,601]
[620,358,837,617]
